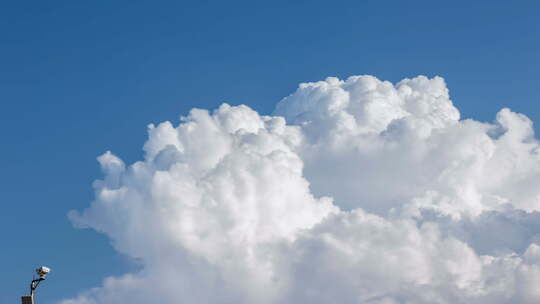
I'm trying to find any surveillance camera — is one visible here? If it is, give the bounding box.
[36,266,51,279]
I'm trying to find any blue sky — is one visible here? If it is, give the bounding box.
[1,0,539,302]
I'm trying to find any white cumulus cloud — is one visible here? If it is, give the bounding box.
[63,75,540,304]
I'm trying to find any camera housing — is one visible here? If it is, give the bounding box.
[36,266,51,279]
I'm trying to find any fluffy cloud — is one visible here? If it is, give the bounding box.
[63,75,540,304]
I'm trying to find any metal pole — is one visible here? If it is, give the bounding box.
[22,266,49,304]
